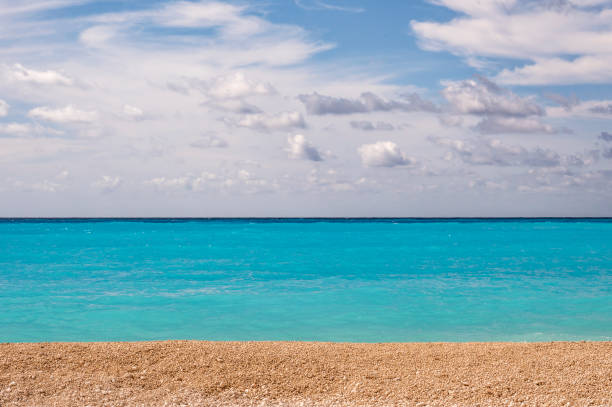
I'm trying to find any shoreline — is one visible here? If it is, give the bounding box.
[1,341,611,406]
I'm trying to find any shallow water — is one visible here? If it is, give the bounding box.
[1,218,611,342]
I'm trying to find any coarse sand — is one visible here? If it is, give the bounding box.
[1,341,611,406]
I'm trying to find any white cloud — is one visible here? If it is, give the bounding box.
[287,134,324,161]
[154,1,266,38]
[358,141,412,167]
[7,63,73,86]
[414,1,612,58]
[0,122,64,138]
[431,137,563,167]
[0,99,8,117]
[80,1,332,64]
[412,1,612,85]
[79,25,118,47]
[28,105,98,123]
[198,72,273,113]
[442,77,543,117]
[92,175,122,191]
[497,55,612,85]
[439,77,559,134]
[207,72,275,100]
[122,104,144,120]
[0,122,32,136]
[0,1,608,214]
[237,111,306,131]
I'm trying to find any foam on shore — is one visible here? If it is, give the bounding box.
[1,341,611,406]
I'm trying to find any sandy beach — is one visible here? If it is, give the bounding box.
[0,341,610,406]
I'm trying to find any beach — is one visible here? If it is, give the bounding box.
[1,341,610,406]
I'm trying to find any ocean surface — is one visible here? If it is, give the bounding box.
[1,218,611,343]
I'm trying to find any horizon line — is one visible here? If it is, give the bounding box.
[2,217,612,221]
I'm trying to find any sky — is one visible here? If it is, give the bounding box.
[1,0,612,217]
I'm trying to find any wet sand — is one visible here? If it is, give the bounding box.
[1,341,611,406]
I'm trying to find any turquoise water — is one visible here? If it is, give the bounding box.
[1,219,611,343]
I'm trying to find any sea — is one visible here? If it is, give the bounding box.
[1,218,611,343]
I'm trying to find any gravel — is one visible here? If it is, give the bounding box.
[1,341,610,406]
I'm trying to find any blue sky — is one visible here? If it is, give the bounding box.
[1,0,612,216]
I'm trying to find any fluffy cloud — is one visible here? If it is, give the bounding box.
[358,141,412,167]
[237,111,306,131]
[350,120,395,131]
[286,134,324,161]
[298,92,438,115]
[442,77,543,117]
[207,72,275,100]
[431,137,562,167]
[0,99,7,117]
[184,72,275,113]
[6,63,73,86]
[0,0,610,214]
[440,77,559,134]
[412,1,612,85]
[28,105,98,123]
